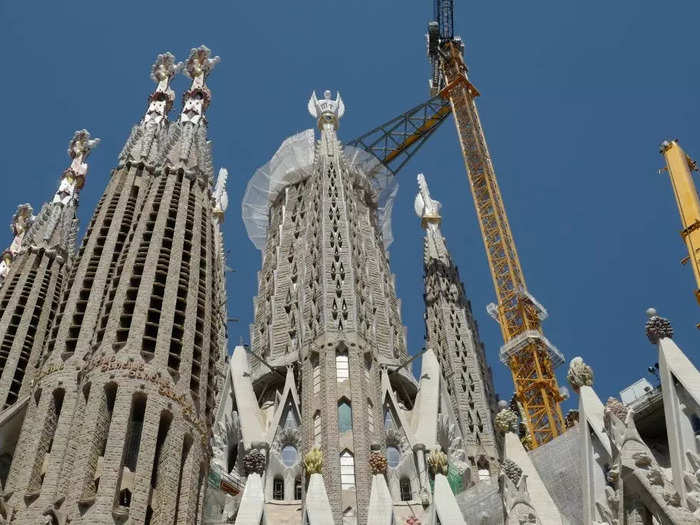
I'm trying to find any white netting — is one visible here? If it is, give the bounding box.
[242,129,398,250]
[342,145,398,248]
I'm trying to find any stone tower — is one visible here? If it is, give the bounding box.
[239,90,411,524]
[0,131,97,414]
[3,46,227,524]
[416,173,498,478]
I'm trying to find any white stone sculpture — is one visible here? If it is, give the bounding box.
[567,356,594,393]
[307,90,345,128]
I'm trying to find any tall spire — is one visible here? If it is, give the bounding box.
[118,52,181,168]
[165,45,219,180]
[417,173,499,479]
[0,130,97,410]
[11,130,99,265]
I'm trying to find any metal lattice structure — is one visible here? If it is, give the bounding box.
[429,17,565,444]
[347,95,451,175]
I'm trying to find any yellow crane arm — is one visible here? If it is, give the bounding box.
[439,41,564,446]
[661,140,700,325]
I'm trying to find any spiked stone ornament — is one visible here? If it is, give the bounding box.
[645,307,674,344]
[501,458,523,486]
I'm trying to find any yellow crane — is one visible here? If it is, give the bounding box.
[660,140,700,327]
[428,2,565,446]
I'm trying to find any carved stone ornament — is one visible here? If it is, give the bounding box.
[148,52,181,117]
[501,458,523,486]
[53,130,99,206]
[272,426,301,453]
[304,447,323,475]
[684,450,700,516]
[243,450,265,476]
[213,168,229,219]
[426,448,448,476]
[369,451,387,475]
[567,356,594,392]
[436,414,467,468]
[307,90,345,129]
[495,408,519,434]
[414,173,442,225]
[605,397,629,423]
[565,409,580,428]
[645,308,673,344]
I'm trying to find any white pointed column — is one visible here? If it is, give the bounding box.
[645,308,700,507]
[567,357,612,524]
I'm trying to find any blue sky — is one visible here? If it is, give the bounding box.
[1,1,699,412]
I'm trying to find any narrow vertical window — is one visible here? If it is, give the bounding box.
[312,354,321,393]
[313,411,322,446]
[339,451,355,489]
[400,477,412,501]
[367,399,374,434]
[338,400,352,433]
[273,476,284,500]
[294,476,302,500]
[336,353,349,382]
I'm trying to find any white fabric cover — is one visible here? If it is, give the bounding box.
[242,129,398,250]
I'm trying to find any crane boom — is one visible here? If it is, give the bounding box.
[429,12,565,445]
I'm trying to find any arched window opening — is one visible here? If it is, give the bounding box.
[294,476,302,500]
[340,451,355,489]
[399,477,412,501]
[338,400,352,433]
[313,411,322,446]
[336,352,349,382]
[273,476,284,500]
[119,488,132,507]
[386,446,400,468]
[312,354,321,394]
[281,445,298,467]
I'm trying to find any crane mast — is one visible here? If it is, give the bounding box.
[429,7,565,446]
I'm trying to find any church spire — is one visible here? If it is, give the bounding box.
[118,52,181,168]
[1,129,99,274]
[0,130,97,410]
[417,173,499,480]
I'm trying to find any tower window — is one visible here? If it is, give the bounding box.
[386,446,400,468]
[273,476,284,500]
[313,357,321,394]
[336,353,349,382]
[339,451,355,489]
[281,445,298,467]
[399,477,412,501]
[294,476,302,500]
[338,400,352,433]
[313,411,322,446]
